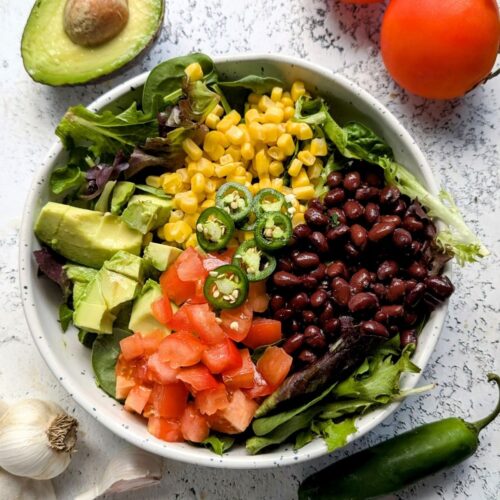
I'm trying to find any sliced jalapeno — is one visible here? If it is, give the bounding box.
[253,188,289,218]
[254,211,292,251]
[196,207,235,252]
[203,264,248,309]
[232,239,277,282]
[216,182,253,223]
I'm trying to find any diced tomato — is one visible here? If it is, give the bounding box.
[170,305,192,331]
[247,281,270,313]
[202,249,235,272]
[151,296,173,326]
[256,346,293,388]
[207,390,258,434]
[195,384,230,416]
[158,331,206,368]
[185,303,226,345]
[140,330,166,355]
[176,247,208,282]
[115,374,136,400]
[177,364,218,393]
[147,353,179,384]
[148,417,183,442]
[189,279,208,304]
[148,382,188,419]
[124,385,152,414]
[244,370,274,399]
[220,303,253,342]
[132,357,149,384]
[180,404,210,443]
[201,338,242,374]
[243,318,282,350]
[160,265,196,305]
[222,349,255,389]
[119,334,144,361]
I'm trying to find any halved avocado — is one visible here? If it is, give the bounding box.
[21,0,164,86]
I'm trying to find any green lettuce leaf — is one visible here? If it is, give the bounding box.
[50,165,85,196]
[319,399,374,420]
[202,434,235,456]
[218,75,283,94]
[58,303,73,332]
[311,418,357,452]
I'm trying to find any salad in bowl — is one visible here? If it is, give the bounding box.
[26,53,486,461]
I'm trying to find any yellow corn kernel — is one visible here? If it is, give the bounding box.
[169,209,184,223]
[237,124,251,142]
[185,233,198,248]
[248,122,264,142]
[267,146,286,161]
[226,175,247,185]
[288,158,303,177]
[226,145,242,162]
[206,145,225,161]
[204,131,230,152]
[219,153,233,165]
[215,162,238,178]
[310,138,328,156]
[197,157,215,177]
[291,81,306,101]
[185,62,203,81]
[259,176,272,189]
[205,113,220,129]
[292,168,310,188]
[297,123,313,140]
[226,125,245,145]
[269,160,285,177]
[164,221,192,244]
[176,168,189,183]
[243,230,255,241]
[206,192,216,200]
[247,93,261,105]
[146,175,162,188]
[271,86,283,102]
[258,95,274,112]
[157,226,165,240]
[298,150,316,167]
[263,106,284,124]
[195,191,206,203]
[201,199,216,209]
[245,172,253,183]
[254,149,270,177]
[292,212,306,226]
[248,183,260,195]
[308,159,323,180]
[271,177,284,190]
[184,213,199,229]
[204,177,218,194]
[234,165,246,177]
[277,133,295,156]
[262,123,279,143]
[283,106,295,120]
[191,172,206,194]
[241,142,255,161]
[281,95,294,107]
[183,137,203,161]
[187,162,198,178]
[245,108,261,124]
[293,185,315,200]
[177,192,199,214]
[286,121,302,136]
[213,104,224,117]
[274,101,285,109]
[162,173,184,194]
[217,110,241,133]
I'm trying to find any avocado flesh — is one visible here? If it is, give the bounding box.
[143,242,182,272]
[121,195,172,235]
[35,202,143,269]
[103,250,144,282]
[94,181,117,213]
[21,0,164,86]
[111,182,136,215]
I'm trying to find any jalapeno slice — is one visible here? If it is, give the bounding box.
[232,239,277,282]
[253,188,289,218]
[254,211,292,251]
[196,207,235,252]
[216,182,253,223]
[203,264,248,309]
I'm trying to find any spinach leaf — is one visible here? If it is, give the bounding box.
[78,330,97,348]
[50,165,85,196]
[294,429,316,450]
[180,80,220,122]
[319,399,374,420]
[343,122,394,164]
[142,53,217,114]
[311,418,356,452]
[218,75,283,94]
[135,184,171,199]
[58,303,73,332]
[92,327,132,399]
[202,434,235,456]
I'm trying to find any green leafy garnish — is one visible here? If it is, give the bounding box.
[58,303,73,332]
[50,165,85,196]
[202,434,235,456]
[311,418,357,452]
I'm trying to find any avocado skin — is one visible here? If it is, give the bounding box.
[35,202,143,269]
[121,195,172,235]
[143,242,181,272]
[21,0,165,86]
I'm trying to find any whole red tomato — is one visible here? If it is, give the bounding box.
[381,0,500,99]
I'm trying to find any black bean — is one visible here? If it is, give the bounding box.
[407,261,428,280]
[298,349,317,365]
[393,199,407,216]
[308,198,325,212]
[293,224,312,240]
[355,186,380,202]
[403,310,419,326]
[328,207,347,225]
[360,320,389,337]
[277,258,294,273]
[290,319,302,332]
[327,171,343,188]
[310,263,326,281]
[309,231,329,253]
[293,252,320,269]
[403,215,424,233]
[380,185,400,205]
[368,221,397,241]
[322,318,340,336]
[364,202,380,225]
[400,329,417,348]
[386,278,406,302]
[326,224,350,241]
[302,310,316,324]
[344,241,361,260]
[425,275,455,299]
[326,261,349,279]
[405,282,426,307]
[351,224,368,249]
[343,199,364,220]
[392,228,412,249]
[350,268,372,293]
[270,295,286,311]
[331,277,352,307]
[379,215,401,226]
[310,289,328,308]
[377,260,399,281]
[365,171,384,187]
[324,188,346,207]
[273,271,302,287]
[273,308,294,321]
[302,275,318,290]
[374,310,387,324]
[380,305,404,318]
[305,208,329,228]
[371,282,386,300]
[304,325,327,349]
[283,333,304,354]
[319,301,335,322]
[343,171,361,191]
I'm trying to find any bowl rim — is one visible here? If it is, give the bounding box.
[19,52,449,468]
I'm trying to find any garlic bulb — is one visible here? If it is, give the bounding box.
[0,468,56,500]
[75,446,163,500]
[0,399,78,480]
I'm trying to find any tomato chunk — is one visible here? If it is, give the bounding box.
[195,384,229,416]
[151,296,173,326]
[244,370,274,399]
[147,353,179,384]
[176,247,208,282]
[185,303,226,345]
[177,364,218,393]
[160,265,196,305]
[115,374,136,400]
[119,333,144,361]
[140,330,166,355]
[222,349,255,389]
[124,385,152,415]
[256,346,293,388]
[158,331,206,368]
[247,281,270,313]
[220,303,253,342]
[180,404,210,443]
[169,304,192,331]
[243,318,282,349]
[201,338,242,374]
[147,383,188,419]
[202,249,234,272]
[148,417,183,442]
[207,390,258,434]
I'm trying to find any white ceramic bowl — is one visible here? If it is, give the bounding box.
[19,54,450,468]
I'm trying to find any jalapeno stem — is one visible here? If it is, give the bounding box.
[470,373,500,433]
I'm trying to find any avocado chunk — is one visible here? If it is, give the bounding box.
[111,181,136,215]
[35,202,143,269]
[121,195,172,235]
[64,264,98,283]
[94,181,117,213]
[128,280,173,335]
[144,242,182,272]
[103,251,144,282]
[21,0,164,86]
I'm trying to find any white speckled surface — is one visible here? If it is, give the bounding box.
[1,1,499,499]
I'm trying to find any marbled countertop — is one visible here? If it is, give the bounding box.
[0,1,499,499]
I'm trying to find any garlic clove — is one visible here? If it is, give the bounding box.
[0,467,56,500]
[75,446,163,500]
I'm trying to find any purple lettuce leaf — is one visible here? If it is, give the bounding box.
[34,247,72,299]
